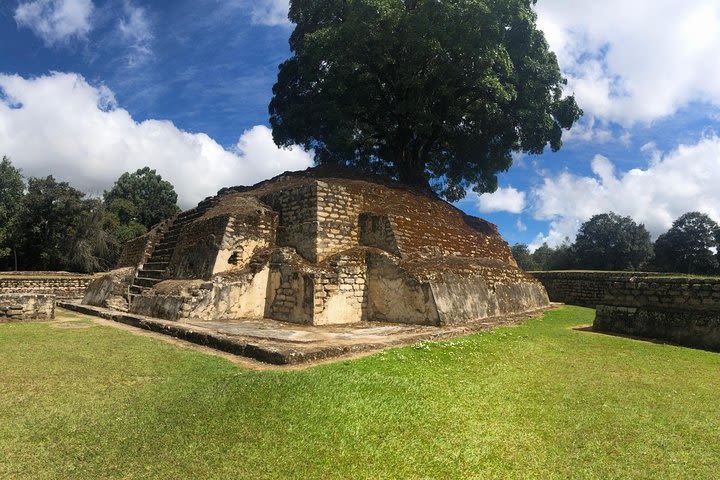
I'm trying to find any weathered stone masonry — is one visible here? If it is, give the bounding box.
[532,271,720,351]
[85,167,549,326]
[0,276,93,299]
[0,294,55,321]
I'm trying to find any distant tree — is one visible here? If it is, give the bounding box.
[531,243,553,271]
[530,241,576,271]
[0,156,25,270]
[270,0,582,200]
[511,243,537,271]
[545,241,576,270]
[17,176,113,273]
[654,212,719,274]
[573,212,653,271]
[104,167,179,230]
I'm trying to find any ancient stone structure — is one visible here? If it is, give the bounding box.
[85,167,548,326]
[531,271,666,308]
[0,294,55,321]
[532,271,720,351]
[0,273,93,299]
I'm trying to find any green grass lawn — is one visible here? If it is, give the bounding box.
[1,307,719,479]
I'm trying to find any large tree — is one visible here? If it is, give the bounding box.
[270,0,582,200]
[17,176,113,273]
[574,213,653,271]
[511,243,537,271]
[104,167,179,229]
[0,156,25,270]
[654,212,719,274]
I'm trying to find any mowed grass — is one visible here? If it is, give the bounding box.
[1,307,719,479]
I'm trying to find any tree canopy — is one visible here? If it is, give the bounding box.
[104,167,179,229]
[0,156,25,268]
[654,212,719,274]
[573,213,653,271]
[16,176,113,272]
[270,0,582,200]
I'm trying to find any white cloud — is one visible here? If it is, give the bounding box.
[530,136,720,248]
[0,72,313,208]
[118,2,153,66]
[15,0,94,46]
[475,186,526,214]
[250,0,290,26]
[535,0,720,125]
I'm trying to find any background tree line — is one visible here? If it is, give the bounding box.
[512,212,720,274]
[0,156,179,273]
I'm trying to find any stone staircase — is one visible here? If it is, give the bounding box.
[129,197,217,298]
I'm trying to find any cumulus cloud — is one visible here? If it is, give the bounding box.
[14,0,94,46]
[529,136,720,249]
[535,0,720,125]
[118,2,153,66]
[474,187,526,214]
[0,72,313,208]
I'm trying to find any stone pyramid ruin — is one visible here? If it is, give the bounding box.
[84,167,549,326]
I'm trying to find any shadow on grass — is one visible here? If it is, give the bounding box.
[573,324,720,353]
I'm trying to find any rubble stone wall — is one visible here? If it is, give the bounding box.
[0,276,93,299]
[0,294,55,321]
[530,271,665,307]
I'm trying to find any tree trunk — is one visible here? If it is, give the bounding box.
[397,149,427,188]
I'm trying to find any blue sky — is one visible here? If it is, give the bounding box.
[1,0,720,250]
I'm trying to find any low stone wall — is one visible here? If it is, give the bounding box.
[530,271,665,307]
[594,305,720,351]
[532,271,720,351]
[0,274,94,299]
[0,294,55,321]
[593,277,720,351]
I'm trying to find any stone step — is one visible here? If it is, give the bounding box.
[143,261,168,271]
[147,254,172,264]
[134,277,161,288]
[138,269,164,279]
[129,285,147,295]
[151,247,175,257]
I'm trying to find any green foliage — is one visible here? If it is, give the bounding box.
[529,240,576,271]
[511,243,536,270]
[574,212,653,270]
[2,306,720,478]
[0,157,24,268]
[654,212,719,274]
[15,176,114,273]
[104,167,179,229]
[270,0,582,200]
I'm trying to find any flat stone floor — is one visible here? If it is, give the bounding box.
[59,301,553,367]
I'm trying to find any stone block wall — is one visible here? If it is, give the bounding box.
[316,181,363,262]
[592,277,720,351]
[358,213,401,256]
[116,219,170,268]
[262,184,318,262]
[0,294,55,321]
[532,271,720,351]
[530,271,666,307]
[313,252,368,325]
[168,215,231,280]
[0,275,93,299]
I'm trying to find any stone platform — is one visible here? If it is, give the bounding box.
[59,301,550,366]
